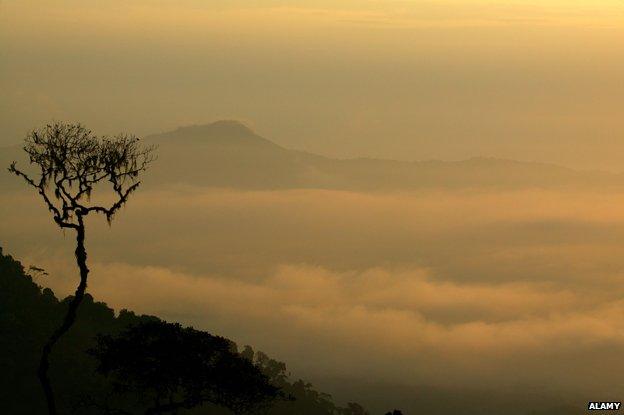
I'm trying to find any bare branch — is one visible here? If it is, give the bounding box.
[8,121,156,229]
[8,162,77,228]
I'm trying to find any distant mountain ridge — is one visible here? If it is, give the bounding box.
[2,120,622,191]
[141,120,621,190]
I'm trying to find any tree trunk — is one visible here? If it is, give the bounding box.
[38,217,89,415]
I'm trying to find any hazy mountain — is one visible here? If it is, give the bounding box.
[2,120,622,191]
[144,121,623,190]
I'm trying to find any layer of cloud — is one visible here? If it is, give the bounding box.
[5,186,624,397]
[31,258,624,396]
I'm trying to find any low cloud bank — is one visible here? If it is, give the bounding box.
[33,258,624,396]
[5,187,624,396]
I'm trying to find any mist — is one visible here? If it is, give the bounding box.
[4,185,624,406]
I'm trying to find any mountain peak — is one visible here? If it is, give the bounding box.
[146,120,280,149]
[177,120,255,137]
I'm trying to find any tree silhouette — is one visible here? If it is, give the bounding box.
[88,321,280,414]
[8,122,155,415]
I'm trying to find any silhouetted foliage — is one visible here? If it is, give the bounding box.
[89,321,280,414]
[9,122,155,227]
[0,247,373,414]
[384,411,404,415]
[7,122,155,415]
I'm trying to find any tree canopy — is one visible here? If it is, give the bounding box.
[9,122,155,227]
[0,247,378,414]
[89,321,280,414]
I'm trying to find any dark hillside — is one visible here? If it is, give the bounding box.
[0,247,371,414]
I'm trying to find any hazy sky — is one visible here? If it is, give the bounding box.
[2,0,624,170]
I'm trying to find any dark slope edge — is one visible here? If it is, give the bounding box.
[1,120,622,191]
[0,248,585,415]
[0,247,373,415]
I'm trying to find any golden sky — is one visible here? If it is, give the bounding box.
[2,1,624,169]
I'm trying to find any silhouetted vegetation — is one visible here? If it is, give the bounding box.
[89,321,279,414]
[0,247,374,414]
[8,122,155,414]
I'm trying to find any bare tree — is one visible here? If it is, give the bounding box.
[8,122,155,415]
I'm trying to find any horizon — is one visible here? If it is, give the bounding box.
[2,119,620,174]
